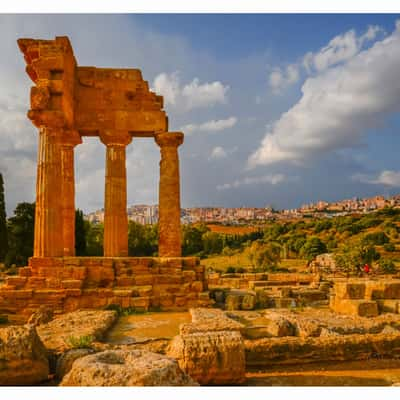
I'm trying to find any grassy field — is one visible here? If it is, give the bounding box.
[201,252,308,273]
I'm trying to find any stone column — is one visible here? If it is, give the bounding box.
[60,130,82,256]
[155,132,184,257]
[100,132,132,257]
[34,127,64,257]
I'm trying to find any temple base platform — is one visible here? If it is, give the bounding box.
[0,256,211,322]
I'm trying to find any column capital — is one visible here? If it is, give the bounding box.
[100,130,132,147]
[38,127,82,146]
[155,131,184,148]
[59,129,82,147]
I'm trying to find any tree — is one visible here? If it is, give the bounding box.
[244,240,281,272]
[85,222,104,256]
[300,236,327,262]
[75,209,87,256]
[0,173,8,261]
[128,221,158,256]
[334,241,380,275]
[202,231,223,255]
[5,202,35,267]
[182,224,208,256]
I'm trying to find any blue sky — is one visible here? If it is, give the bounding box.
[1,14,400,214]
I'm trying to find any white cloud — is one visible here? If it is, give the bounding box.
[250,22,400,168]
[269,64,299,94]
[152,71,229,111]
[181,116,237,135]
[352,170,400,187]
[209,145,238,160]
[217,174,286,190]
[270,25,385,94]
[209,146,227,159]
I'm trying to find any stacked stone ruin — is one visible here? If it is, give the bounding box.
[0,36,209,320]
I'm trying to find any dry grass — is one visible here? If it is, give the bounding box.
[201,253,308,273]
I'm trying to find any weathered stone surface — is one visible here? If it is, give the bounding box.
[56,348,96,379]
[37,310,117,352]
[155,132,183,257]
[168,331,245,385]
[0,324,49,385]
[332,299,379,317]
[180,308,244,334]
[335,282,366,300]
[245,331,400,367]
[60,349,197,386]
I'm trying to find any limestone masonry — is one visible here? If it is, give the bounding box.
[0,36,209,319]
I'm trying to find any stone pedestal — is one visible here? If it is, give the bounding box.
[34,128,64,257]
[101,132,132,257]
[60,131,82,256]
[155,132,184,257]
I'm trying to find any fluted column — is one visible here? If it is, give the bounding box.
[155,132,184,257]
[100,131,132,257]
[34,127,63,257]
[60,130,82,256]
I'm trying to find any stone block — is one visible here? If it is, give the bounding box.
[62,280,83,289]
[335,282,366,300]
[6,276,27,288]
[154,274,183,285]
[134,275,154,286]
[384,282,400,299]
[332,299,379,317]
[190,281,203,293]
[130,296,150,310]
[65,289,82,297]
[225,294,241,311]
[182,270,196,283]
[159,294,174,307]
[168,331,245,385]
[113,289,134,297]
[18,267,32,277]
[63,257,82,266]
[377,300,400,314]
[116,277,136,286]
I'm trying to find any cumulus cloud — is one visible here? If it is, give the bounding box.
[152,71,229,111]
[352,170,400,187]
[250,22,400,168]
[209,145,238,160]
[181,116,237,135]
[269,25,385,94]
[303,25,384,73]
[217,174,286,190]
[269,64,300,94]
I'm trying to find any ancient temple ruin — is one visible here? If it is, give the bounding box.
[0,36,209,320]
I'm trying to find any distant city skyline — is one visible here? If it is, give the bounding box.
[85,192,400,225]
[2,14,400,215]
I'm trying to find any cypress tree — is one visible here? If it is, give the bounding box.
[75,209,87,256]
[0,173,8,261]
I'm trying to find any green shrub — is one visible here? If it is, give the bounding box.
[362,231,389,246]
[379,259,397,274]
[236,267,246,273]
[383,242,396,252]
[0,315,8,324]
[66,335,94,349]
[226,266,236,273]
